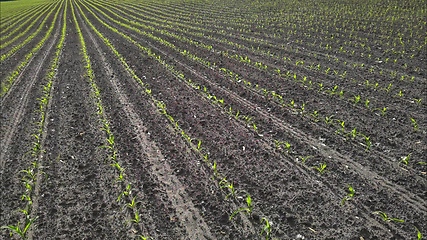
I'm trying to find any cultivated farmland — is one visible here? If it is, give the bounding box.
[1,0,426,239]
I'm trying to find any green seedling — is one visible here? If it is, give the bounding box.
[283,142,292,152]
[318,83,324,92]
[219,178,236,199]
[348,128,357,139]
[384,83,393,92]
[364,99,370,108]
[1,216,38,239]
[373,211,404,223]
[117,184,131,202]
[413,98,422,105]
[235,110,240,120]
[352,95,361,104]
[364,136,372,151]
[341,185,355,205]
[139,236,152,240]
[300,102,306,113]
[289,99,295,108]
[299,155,312,164]
[378,107,387,116]
[337,120,345,133]
[212,161,218,176]
[252,123,258,132]
[313,163,327,174]
[132,210,141,223]
[111,162,123,172]
[20,168,36,182]
[229,194,253,220]
[260,217,272,240]
[411,118,418,131]
[127,196,137,209]
[400,153,411,165]
[324,115,334,125]
[196,139,202,151]
[311,110,319,122]
[329,85,339,95]
[415,226,422,240]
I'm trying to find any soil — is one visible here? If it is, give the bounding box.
[1,0,426,239]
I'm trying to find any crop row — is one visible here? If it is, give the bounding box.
[71,1,149,238]
[1,1,67,238]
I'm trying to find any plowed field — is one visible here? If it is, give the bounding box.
[1,0,426,239]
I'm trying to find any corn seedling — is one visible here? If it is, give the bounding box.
[341,185,355,205]
[373,211,404,223]
[299,155,312,164]
[311,110,319,122]
[411,118,418,131]
[139,236,152,240]
[348,128,357,139]
[337,120,345,134]
[132,210,141,223]
[352,95,361,104]
[364,136,372,151]
[364,99,370,108]
[260,217,272,240]
[313,163,327,174]
[289,99,295,108]
[1,215,38,239]
[117,184,131,202]
[415,226,422,240]
[413,98,422,105]
[196,139,202,151]
[127,197,137,209]
[229,194,253,220]
[300,102,306,114]
[384,83,393,92]
[219,178,236,199]
[212,161,218,176]
[400,153,411,165]
[324,115,334,125]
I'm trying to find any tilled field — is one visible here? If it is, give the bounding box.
[1,0,426,239]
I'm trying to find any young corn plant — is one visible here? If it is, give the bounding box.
[415,226,422,240]
[400,153,411,165]
[411,118,418,131]
[132,210,141,223]
[260,217,272,240]
[299,155,312,164]
[324,115,334,125]
[313,163,327,174]
[1,215,38,240]
[127,197,137,209]
[229,194,253,220]
[364,136,372,151]
[341,185,355,205]
[311,110,319,122]
[373,211,404,223]
[219,178,236,200]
